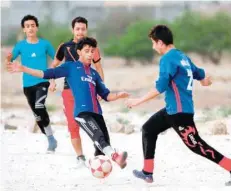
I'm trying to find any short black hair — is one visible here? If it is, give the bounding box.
[21,15,39,28]
[77,37,97,50]
[148,25,173,45]
[72,16,88,29]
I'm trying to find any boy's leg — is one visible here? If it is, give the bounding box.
[34,83,50,133]
[62,89,83,158]
[133,108,171,182]
[35,82,57,152]
[75,112,127,169]
[170,113,231,172]
[24,86,46,134]
[91,114,110,156]
[23,83,57,152]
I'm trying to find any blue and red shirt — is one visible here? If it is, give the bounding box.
[155,49,205,114]
[43,61,110,117]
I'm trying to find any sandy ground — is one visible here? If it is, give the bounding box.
[1,126,231,191]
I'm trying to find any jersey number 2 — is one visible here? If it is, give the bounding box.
[187,69,193,91]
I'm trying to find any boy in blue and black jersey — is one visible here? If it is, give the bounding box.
[7,37,129,169]
[126,25,231,185]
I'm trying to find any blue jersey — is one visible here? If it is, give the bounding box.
[155,49,205,115]
[12,38,55,87]
[43,61,110,117]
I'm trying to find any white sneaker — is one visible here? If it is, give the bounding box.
[76,155,87,168]
[225,173,231,186]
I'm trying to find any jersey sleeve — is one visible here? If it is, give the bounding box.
[188,58,205,80]
[95,71,110,100]
[93,47,101,63]
[55,43,65,61]
[43,62,70,79]
[155,58,178,93]
[11,42,21,61]
[46,41,55,59]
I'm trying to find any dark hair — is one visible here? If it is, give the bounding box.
[77,37,97,50]
[71,16,88,29]
[148,25,173,45]
[21,15,39,28]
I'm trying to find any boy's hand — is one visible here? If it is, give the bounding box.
[6,53,12,62]
[125,98,141,108]
[97,95,102,101]
[49,79,57,92]
[200,76,212,86]
[117,91,130,99]
[7,61,23,73]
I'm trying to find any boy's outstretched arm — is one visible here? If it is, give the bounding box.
[7,60,69,79]
[7,60,44,78]
[126,88,160,108]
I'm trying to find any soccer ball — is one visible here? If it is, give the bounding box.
[89,155,112,179]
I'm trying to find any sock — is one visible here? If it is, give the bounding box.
[77,155,85,160]
[143,159,154,174]
[218,157,231,171]
[142,170,153,175]
[44,125,53,137]
[47,135,55,140]
[102,146,114,158]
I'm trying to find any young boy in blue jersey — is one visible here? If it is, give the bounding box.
[5,15,57,153]
[50,17,105,166]
[126,25,231,185]
[7,37,129,169]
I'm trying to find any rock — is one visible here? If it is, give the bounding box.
[4,124,17,130]
[32,122,41,133]
[211,121,228,135]
[109,122,124,133]
[124,125,135,134]
[9,114,16,119]
[108,121,135,134]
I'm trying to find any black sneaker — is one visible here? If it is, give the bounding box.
[133,169,153,183]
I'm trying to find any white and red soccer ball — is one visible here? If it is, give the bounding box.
[89,155,112,179]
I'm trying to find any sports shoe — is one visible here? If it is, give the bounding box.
[76,155,87,168]
[46,135,57,153]
[112,151,128,169]
[225,172,231,186]
[133,169,153,183]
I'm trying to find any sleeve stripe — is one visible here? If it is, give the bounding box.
[93,58,101,64]
[55,43,64,60]
[67,47,77,61]
[93,48,101,63]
